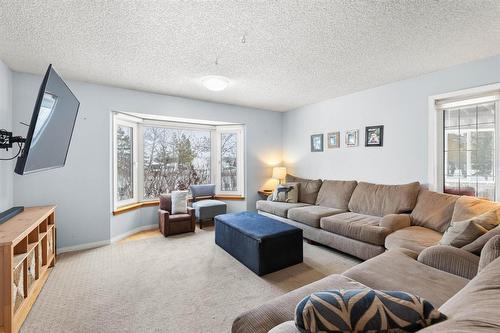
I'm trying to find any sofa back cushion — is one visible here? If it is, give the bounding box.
[478,235,500,272]
[451,196,500,222]
[430,256,500,332]
[347,181,420,217]
[315,180,358,209]
[410,190,459,233]
[285,174,322,204]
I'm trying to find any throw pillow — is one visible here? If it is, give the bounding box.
[171,190,188,214]
[295,289,446,333]
[271,183,299,203]
[462,225,500,254]
[440,209,500,248]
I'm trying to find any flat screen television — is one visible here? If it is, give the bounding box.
[15,64,80,175]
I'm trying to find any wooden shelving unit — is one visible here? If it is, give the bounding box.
[0,206,56,333]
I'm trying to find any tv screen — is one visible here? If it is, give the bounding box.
[15,65,79,175]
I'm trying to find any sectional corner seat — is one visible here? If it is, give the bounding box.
[256,175,500,260]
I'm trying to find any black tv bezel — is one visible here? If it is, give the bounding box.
[14,64,80,175]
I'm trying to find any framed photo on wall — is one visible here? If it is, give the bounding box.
[327,132,340,148]
[310,134,324,152]
[365,125,384,147]
[345,130,359,147]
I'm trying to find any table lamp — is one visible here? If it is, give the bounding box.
[272,167,287,185]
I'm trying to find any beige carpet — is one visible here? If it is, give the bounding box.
[21,227,360,333]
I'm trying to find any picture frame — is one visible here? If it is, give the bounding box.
[327,132,340,148]
[365,125,384,147]
[345,130,359,147]
[310,134,324,152]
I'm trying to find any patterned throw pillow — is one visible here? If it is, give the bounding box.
[271,183,299,203]
[295,289,446,333]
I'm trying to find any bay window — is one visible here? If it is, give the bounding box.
[113,113,245,209]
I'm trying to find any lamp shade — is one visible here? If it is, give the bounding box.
[272,167,287,181]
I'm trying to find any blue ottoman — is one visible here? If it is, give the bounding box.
[192,199,227,229]
[215,212,303,276]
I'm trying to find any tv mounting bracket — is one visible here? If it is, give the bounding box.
[0,129,26,151]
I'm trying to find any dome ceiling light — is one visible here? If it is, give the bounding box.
[201,75,230,91]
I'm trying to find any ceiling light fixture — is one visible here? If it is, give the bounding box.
[201,75,230,91]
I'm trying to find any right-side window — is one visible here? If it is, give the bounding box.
[443,101,496,200]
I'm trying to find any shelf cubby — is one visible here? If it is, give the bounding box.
[0,206,56,333]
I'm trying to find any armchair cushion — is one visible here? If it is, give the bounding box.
[379,214,411,231]
[417,245,479,279]
[171,190,188,214]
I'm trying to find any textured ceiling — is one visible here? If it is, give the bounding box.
[1,1,500,112]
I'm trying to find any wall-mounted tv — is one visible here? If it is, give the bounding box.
[15,64,80,175]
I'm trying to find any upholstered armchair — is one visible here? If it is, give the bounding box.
[190,184,227,229]
[158,194,195,237]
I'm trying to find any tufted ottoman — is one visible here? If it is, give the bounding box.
[215,212,303,276]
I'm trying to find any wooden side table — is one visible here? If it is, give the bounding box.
[258,190,273,199]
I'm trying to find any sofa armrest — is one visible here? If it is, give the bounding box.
[479,235,500,272]
[418,245,479,279]
[159,209,170,235]
[379,214,411,231]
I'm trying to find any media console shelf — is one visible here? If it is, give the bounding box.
[0,206,56,333]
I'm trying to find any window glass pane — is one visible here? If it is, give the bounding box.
[143,127,211,199]
[220,132,238,192]
[477,103,495,124]
[443,103,496,200]
[116,125,134,201]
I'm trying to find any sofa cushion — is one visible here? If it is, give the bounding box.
[295,289,445,333]
[267,321,299,333]
[410,190,459,233]
[385,226,443,254]
[440,209,500,248]
[285,174,323,204]
[287,206,344,228]
[462,225,500,254]
[314,180,358,209]
[231,274,365,333]
[451,195,500,222]
[478,235,500,272]
[343,249,469,308]
[256,200,310,218]
[347,181,420,217]
[320,212,389,246]
[421,257,500,333]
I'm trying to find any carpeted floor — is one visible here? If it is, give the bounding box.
[21,227,360,333]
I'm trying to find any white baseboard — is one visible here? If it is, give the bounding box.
[58,239,110,254]
[57,224,158,254]
[110,224,158,243]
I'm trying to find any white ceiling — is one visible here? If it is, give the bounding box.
[1,1,500,112]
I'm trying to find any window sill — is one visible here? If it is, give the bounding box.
[112,195,245,216]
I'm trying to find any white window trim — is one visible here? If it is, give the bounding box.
[428,83,500,196]
[215,125,245,196]
[113,116,139,208]
[112,112,245,209]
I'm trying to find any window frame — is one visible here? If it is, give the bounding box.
[215,125,245,196]
[428,84,500,199]
[113,116,139,208]
[112,113,245,210]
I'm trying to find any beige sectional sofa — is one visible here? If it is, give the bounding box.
[232,238,500,333]
[243,175,500,333]
[257,175,421,259]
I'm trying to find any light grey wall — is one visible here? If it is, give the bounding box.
[12,72,282,249]
[283,55,500,185]
[0,60,13,212]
